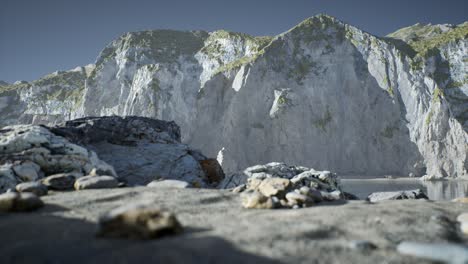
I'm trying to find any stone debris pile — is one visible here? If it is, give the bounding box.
[0,125,117,193]
[234,162,345,209]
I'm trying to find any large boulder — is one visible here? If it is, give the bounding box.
[0,125,114,192]
[50,116,224,187]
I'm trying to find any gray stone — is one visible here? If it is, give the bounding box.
[290,170,338,190]
[301,187,323,202]
[12,161,41,182]
[0,192,43,212]
[16,181,48,196]
[42,173,79,190]
[147,179,191,189]
[397,241,468,264]
[74,175,119,190]
[97,202,183,239]
[348,240,377,251]
[0,164,17,193]
[367,189,428,202]
[321,190,343,201]
[243,162,304,180]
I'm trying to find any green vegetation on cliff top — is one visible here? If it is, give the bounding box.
[0,70,86,106]
[387,22,468,58]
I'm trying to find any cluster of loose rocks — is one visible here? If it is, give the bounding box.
[0,172,122,213]
[0,124,116,193]
[0,117,224,239]
[0,124,124,212]
[231,162,344,209]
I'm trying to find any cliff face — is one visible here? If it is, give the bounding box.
[1,15,466,178]
[0,65,93,125]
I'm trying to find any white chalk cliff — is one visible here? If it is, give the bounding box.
[1,15,466,178]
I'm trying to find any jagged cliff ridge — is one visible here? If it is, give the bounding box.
[0,15,466,178]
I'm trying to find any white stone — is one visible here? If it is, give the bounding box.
[147,180,190,189]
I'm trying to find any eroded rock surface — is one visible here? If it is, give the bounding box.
[50,116,224,187]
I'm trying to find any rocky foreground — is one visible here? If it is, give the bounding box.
[1,187,468,264]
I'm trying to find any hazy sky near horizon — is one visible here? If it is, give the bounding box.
[1,0,467,83]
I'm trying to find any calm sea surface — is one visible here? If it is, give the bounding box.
[340,178,468,201]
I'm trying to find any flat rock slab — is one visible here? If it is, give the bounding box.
[397,241,468,264]
[1,187,468,263]
[147,180,191,189]
[367,189,428,202]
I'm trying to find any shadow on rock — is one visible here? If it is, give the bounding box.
[0,213,280,264]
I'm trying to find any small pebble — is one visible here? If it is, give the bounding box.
[348,240,377,251]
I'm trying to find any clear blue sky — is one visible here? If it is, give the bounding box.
[1,0,467,83]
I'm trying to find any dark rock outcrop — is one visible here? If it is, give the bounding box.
[50,116,224,187]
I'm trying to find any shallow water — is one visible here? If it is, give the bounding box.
[340,178,468,201]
